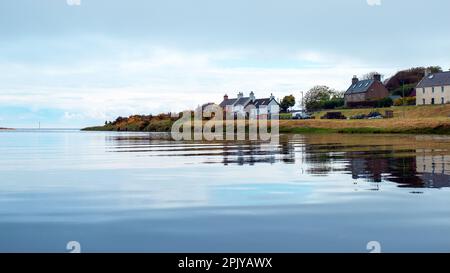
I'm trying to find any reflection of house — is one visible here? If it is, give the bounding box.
[219,92,280,118]
[416,151,450,188]
[344,74,389,107]
[416,71,450,105]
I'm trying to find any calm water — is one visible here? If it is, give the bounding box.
[1,130,450,253]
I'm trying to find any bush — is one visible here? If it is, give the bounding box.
[390,83,416,97]
[394,97,416,106]
[375,97,393,108]
[322,98,345,109]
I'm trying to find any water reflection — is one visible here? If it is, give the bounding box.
[109,134,450,189]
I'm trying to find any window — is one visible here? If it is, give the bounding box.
[442,97,445,104]
[431,98,435,105]
[423,88,425,94]
[423,98,426,105]
[442,86,445,93]
[432,87,435,93]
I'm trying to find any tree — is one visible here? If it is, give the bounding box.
[427,66,443,73]
[280,95,296,112]
[304,86,336,112]
[321,91,345,109]
[362,71,383,80]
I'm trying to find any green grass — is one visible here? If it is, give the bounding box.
[279,113,292,120]
[279,125,450,135]
[279,126,334,134]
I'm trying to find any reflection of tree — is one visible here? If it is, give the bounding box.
[302,143,344,175]
[280,139,295,164]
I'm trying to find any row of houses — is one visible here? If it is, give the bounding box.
[202,91,280,118]
[344,71,450,107]
[205,69,450,115]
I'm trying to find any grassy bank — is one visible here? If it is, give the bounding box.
[281,104,450,134]
[279,117,450,134]
[83,105,450,135]
[313,104,450,119]
[83,114,176,132]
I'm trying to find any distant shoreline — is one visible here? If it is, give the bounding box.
[0,128,14,130]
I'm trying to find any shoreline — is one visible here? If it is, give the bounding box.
[82,105,450,135]
[83,119,450,135]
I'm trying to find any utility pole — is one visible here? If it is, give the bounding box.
[300,91,304,111]
[401,80,406,118]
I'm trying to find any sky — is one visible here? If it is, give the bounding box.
[0,0,449,128]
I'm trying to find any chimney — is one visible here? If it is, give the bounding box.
[352,75,359,85]
[249,91,255,101]
[373,73,381,82]
[237,92,244,99]
[270,93,275,100]
[223,94,228,101]
[425,68,431,77]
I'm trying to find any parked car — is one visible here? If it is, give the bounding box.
[292,112,312,120]
[350,114,366,120]
[321,112,346,120]
[350,111,384,120]
[367,111,383,119]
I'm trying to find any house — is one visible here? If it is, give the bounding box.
[219,92,280,119]
[344,74,389,107]
[416,71,450,105]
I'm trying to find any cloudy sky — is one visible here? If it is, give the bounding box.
[1,0,449,128]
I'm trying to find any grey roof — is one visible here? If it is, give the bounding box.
[416,71,450,88]
[220,95,280,109]
[234,97,251,106]
[254,98,271,106]
[345,79,375,94]
[219,98,237,108]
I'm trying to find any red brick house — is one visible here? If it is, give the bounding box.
[344,74,389,107]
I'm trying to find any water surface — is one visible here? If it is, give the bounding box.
[1,130,450,252]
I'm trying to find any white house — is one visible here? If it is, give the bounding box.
[219,92,280,119]
[416,71,450,105]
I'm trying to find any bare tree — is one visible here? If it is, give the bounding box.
[362,71,384,80]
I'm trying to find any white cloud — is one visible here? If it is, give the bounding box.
[367,0,382,6]
[0,46,390,126]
